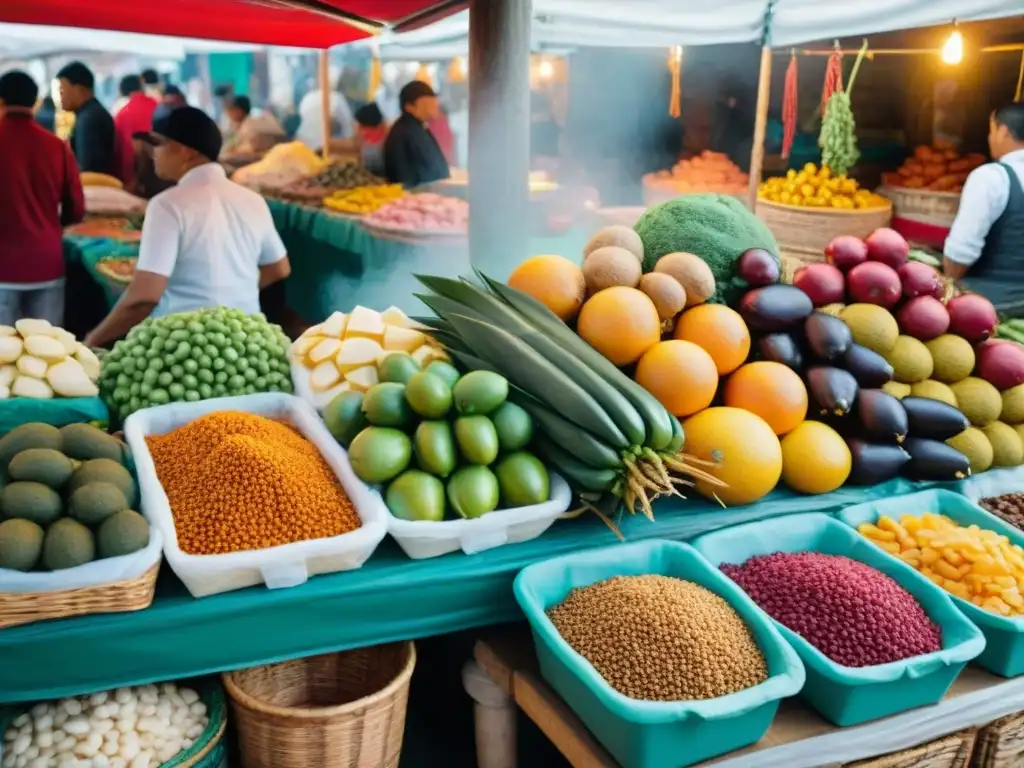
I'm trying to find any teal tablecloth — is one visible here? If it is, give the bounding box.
[63,235,138,309]
[0,475,943,704]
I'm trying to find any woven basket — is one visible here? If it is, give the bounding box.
[0,561,159,629]
[755,199,893,265]
[845,729,976,767]
[224,642,416,768]
[879,186,960,226]
[971,712,1024,767]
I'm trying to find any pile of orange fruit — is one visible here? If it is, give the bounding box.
[759,163,889,210]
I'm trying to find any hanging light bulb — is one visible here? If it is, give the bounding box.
[539,59,555,80]
[942,26,963,65]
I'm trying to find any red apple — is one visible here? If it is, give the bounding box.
[825,235,869,272]
[865,227,910,270]
[897,261,944,300]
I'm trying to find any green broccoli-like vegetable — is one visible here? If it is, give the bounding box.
[633,194,780,305]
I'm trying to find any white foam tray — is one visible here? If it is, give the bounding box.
[124,393,388,597]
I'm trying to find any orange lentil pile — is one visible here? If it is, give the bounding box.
[146,411,359,555]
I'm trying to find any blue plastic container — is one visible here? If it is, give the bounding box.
[839,489,1024,678]
[513,539,805,768]
[691,513,985,727]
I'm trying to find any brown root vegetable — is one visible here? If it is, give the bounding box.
[653,252,715,307]
[639,273,687,321]
[583,225,644,264]
[582,246,643,294]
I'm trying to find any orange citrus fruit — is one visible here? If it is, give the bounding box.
[635,340,718,417]
[723,361,808,436]
[577,286,661,366]
[507,255,586,321]
[682,407,782,506]
[673,304,751,375]
[781,421,851,494]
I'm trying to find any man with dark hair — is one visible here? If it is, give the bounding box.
[0,70,85,326]
[382,80,450,188]
[141,68,163,101]
[223,95,284,156]
[945,102,1024,313]
[114,74,157,140]
[85,107,290,347]
[152,84,187,124]
[57,60,117,177]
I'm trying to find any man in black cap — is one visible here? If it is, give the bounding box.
[57,60,117,177]
[382,80,450,188]
[84,107,290,348]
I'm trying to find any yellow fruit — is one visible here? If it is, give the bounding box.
[508,255,586,322]
[682,407,782,506]
[673,304,750,375]
[577,287,661,366]
[635,340,718,418]
[781,421,851,494]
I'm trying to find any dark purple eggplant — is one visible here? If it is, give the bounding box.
[738,285,813,332]
[805,313,853,361]
[758,333,804,371]
[901,396,969,441]
[843,343,894,388]
[846,439,911,485]
[806,366,859,417]
[856,389,908,443]
[737,248,781,287]
[903,437,971,481]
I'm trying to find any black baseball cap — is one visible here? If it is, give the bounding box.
[135,106,222,161]
[399,80,437,108]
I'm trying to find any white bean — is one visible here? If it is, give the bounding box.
[63,717,90,737]
[184,724,203,740]
[88,693,108,707]
[188,702,206,718]
[138,732,154,750]
[92,720,114,737]
[21,747,37,761]
[1,753,15,768]
[52,729,66,744]
[3,727,15,743]
[179,689,199,706]
[100,740,119,757]
[34,731,53,750]
[14,754,27,768]
[155,701,171,720]
[118,700,135,717]
[27,758,49,768]
[54,710,69,728]
[12,733,31,754]
[57,737,78,753]
[129,752,151,768]
[108,759,126,768]
[28,705,46,719]
[63,700,83,718]
[114,689,131,705]
[180,739,193,750]
[34,715,52,734]
[119,740,139,761]
[11,716,28,730]
[91,756,110,768]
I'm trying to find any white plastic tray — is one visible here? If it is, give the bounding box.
[124,393,388,597]
[385,471,572,559]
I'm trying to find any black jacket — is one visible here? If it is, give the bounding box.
[70,98,117,176]
[383,112,450,189]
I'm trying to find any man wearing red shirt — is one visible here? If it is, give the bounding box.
[0,70,85,326]
[114,74,158,192]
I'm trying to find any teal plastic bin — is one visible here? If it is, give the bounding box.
[691,513,985,727]
[513,539,805,768]
[839,489,1024,678]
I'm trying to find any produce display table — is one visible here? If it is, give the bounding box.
[63,234,138,309]
[0,478,938,705]
[469,627,1015,768]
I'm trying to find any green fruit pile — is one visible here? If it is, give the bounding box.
[0,422,149,572]
[819,92,860,176]
[324,354,550,522]
[99,308,293,421]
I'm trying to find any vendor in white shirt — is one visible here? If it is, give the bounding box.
[295,87,354,151]
[944,102,1024,314]
[84,107,291,348]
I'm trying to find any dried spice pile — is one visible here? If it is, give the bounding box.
[980,494,1024,530]
[547,574,768,701]
[147,411,359,554]
[722,552,941,667]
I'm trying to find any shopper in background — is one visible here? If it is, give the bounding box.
[141,69,163,101]
[114,75,158,139]
[85,107,291,347]
[383,81,450,189]
[295,82,354,151]
[152,85,188,124]
[328,102,388,176]
[35,95,56,134]
[222,95,286,156]
[57,61,118,178]
[0,70,85,326]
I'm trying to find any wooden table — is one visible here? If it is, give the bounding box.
[465,627,1024,768]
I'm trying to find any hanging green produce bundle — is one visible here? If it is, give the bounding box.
[819,41,869,177]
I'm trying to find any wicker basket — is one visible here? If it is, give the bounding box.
[971,712,1024,767]
[879,186,961,226]
[755,198,893,265]
[224,642,416,768]
[0,561,159,629]
[845,729,976,767]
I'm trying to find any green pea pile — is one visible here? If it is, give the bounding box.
[820,92,860,176]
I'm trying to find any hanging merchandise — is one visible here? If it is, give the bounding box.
[415,64,433,89]
[448,56,467,84]
[819,41,869,177]
[820,44,843,116]
[667,46,683,118]
[367,56,382,102]
[782,52,798,159]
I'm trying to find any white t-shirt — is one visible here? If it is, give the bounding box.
[135,164,287,318]
[295,90,354,149]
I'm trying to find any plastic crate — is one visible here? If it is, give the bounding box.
[691,513,984,727]
[839,489,1024,678]
[513,539,805,768]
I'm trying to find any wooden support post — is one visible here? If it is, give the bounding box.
[747,44,773,210]
[319,50,331,160]
[467,0,532,278]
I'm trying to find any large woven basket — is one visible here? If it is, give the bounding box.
[223,642,416,768]
[971,712,1024,767]
[879,186,961,226]
[846,729,976,767]
[0,561,159,629]
[755,199,893,265]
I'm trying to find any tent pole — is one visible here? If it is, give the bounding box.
[467,0,532,278]
[747,44,772,210]
[320,50,330,160]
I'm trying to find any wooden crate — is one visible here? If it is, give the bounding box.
[755,199,892,265]
[971,712,1024,767]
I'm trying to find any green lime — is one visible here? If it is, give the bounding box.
[322,390,367,447]
[348,427,412,485]
[495,452,550,507]
[491,402,533,451]
[386,470,446,522]
[414,421,457,478]
[425,360,461,389]
[454,416,499,465]
[453,371,508,415]
[405,371,453,419]
[446,465,500,519]
[378,353,421,384]
[362,383,415,428]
